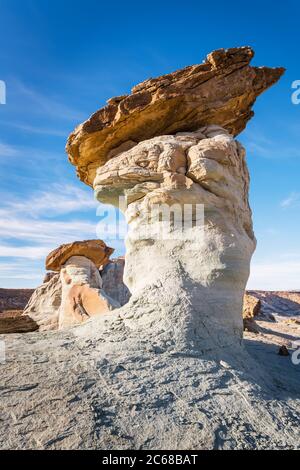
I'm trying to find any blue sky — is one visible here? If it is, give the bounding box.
[0,0,299,289]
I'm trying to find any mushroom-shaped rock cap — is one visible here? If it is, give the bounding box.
[66,46,285,187]
[45,239,114,272]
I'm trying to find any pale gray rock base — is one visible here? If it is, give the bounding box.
[1,301,299,450]
[101,257,131,307]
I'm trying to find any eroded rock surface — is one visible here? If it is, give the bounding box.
[243,293,261,332]
[101,257,131,306]
[66,46,284,186]
[94,126,255,350]
[243,294,261,319]
[46,239,113,271]
[23,273,61,331]
[0,311,299,450]
[59,256,119,329]
[23,241,120,331]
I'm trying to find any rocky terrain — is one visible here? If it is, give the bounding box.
[0,298,299,450]
[1,47,299,450]
[0,289,37,334]
[248,291,300,321]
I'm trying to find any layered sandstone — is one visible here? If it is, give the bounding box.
[46,239,113,271]
[243,294,261,319]
[0,310,38,334]
[66,46,284,186]
[64,49,284,351]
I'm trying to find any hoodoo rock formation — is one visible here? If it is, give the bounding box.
[23,240,121,330]
[94,125,255,350]
[2,48,299,450]
[65,46,284,351]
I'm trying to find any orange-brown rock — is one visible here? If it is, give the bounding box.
[243,293,261,332]
[45,239,114,272]
[0,310,38,334]
[23,251,122,331]
[243,293,261,319]
[66,46,284,186]
[61,284,116,327]
[59,256,120,328]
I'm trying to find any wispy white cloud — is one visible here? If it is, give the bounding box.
[0,183,122,259]
[14,80,86,122]
[0,244,50,259]
[0,274,42,280]
[0,218,97,246]
[0,187,102,256]
[0,260,44,287]
[0,179,125,287]
[242,129,300,160]
[0,183,96,218]
[0,141,64,164]
[280,191,300,209]
[0,121,68,137]
[0,183,98,260]
[0,141,20,157]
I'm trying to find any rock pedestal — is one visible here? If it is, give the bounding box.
[94,126,256,351]
[67,46,283,353]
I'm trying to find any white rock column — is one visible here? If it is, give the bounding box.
[94,126,256,351]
